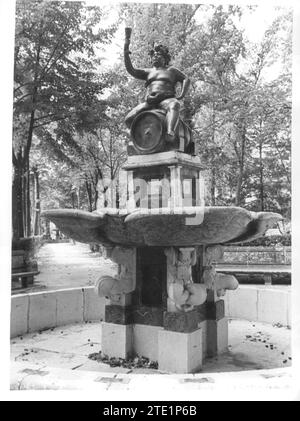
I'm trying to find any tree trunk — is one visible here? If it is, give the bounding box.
[85,180,93,212]
[12,23,42,240]
[210,104,216,206]
[77,185,80,209]
[25,157,31,236]
[210,168,216,206]
[235,126,247,206]
[12,163,24,240]
[71,191,76,209]
[259,137,264,211]
[45,219,51,238]
[92,172,100,211]
[33,168,41,235]
[235,166,243,206]
[115,177,120,209]
[93,187,99,211]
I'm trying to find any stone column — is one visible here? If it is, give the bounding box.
[201,245,230,357]
[168,165,182,209]
[126,170,136,212]
[158,247,205,373]
[198,170,205,207]
[95,246,136,359]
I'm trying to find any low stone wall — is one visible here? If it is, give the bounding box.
[223,246,291,265]
[10,287,105,338]
[10,285,291,339]
[223,286,291,327]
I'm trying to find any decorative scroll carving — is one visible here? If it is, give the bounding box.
[165,247,207,312]
[95,246,136,303]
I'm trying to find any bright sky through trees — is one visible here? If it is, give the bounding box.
[96,2,289,83]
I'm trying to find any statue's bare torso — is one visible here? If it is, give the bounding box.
[144,68,185,104]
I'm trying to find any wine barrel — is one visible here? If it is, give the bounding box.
[131,110,166,154]
[130,109,193,155]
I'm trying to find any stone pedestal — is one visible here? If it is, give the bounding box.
[201,245,231,357]
[133,324,163,361]
[97,156,237,372]
[206,317,228,357]
[158,328,203,373]
[99,245,230,371]
[123,151,206,211]
[101,322,133,359]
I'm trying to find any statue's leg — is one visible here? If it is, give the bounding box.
[125,102,151,129]
[160,98,181,140]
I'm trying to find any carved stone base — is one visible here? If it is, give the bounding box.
[99,242,231,370]
[163,309,199,333]
[133,324,163,361]
[131,306,164,326]
[105,305,132,325]
[101,322,133,359]
[206,300,225,320]
[206,317,228,357]
[196,300,225,321]
[158,328,203,373]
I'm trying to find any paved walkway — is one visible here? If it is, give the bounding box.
[12,242,117,295]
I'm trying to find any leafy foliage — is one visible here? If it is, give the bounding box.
[12,0,117,238]
[12,2,292,240]
[240,234,291,247]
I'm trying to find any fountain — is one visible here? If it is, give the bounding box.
[42,29,282,373]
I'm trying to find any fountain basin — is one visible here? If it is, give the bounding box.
[42,207,282,247]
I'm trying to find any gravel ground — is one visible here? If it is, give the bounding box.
[11,319,291,374]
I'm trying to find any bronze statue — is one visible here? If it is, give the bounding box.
[124,28,190,142]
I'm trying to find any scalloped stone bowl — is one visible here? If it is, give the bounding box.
[42,207,282,247]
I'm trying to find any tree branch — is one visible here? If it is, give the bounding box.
[33,116,68,128]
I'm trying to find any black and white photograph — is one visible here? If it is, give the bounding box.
[1,0,299,402]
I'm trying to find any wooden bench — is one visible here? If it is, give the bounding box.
[11,270,40,288]
[11,249,39,289]
[216,264,291,285]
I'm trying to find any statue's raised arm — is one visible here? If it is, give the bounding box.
[124,27,148,81]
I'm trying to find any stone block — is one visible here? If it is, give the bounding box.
[133,324,163,361]
[257,288,288,326]
[206,317,228,357]
[28,291,57,332]
[105,305,132,325]
[223,294,230,317]
[83,287,105,322]
[106,293,132,307]
[206,288,218,302]
[131,306,163,326]
[56,288,84,326]
[197,320,207,358]
[206,300,225,320]
[101,322,133,359]
[158,328,202,373]
[163,309,199,333]
[227,287,258,321]
[196,302,207,322]
[11,295,29,338]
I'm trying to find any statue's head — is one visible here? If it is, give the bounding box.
[149,43,171,66]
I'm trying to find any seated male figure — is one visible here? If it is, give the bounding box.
[124,32,190,141]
